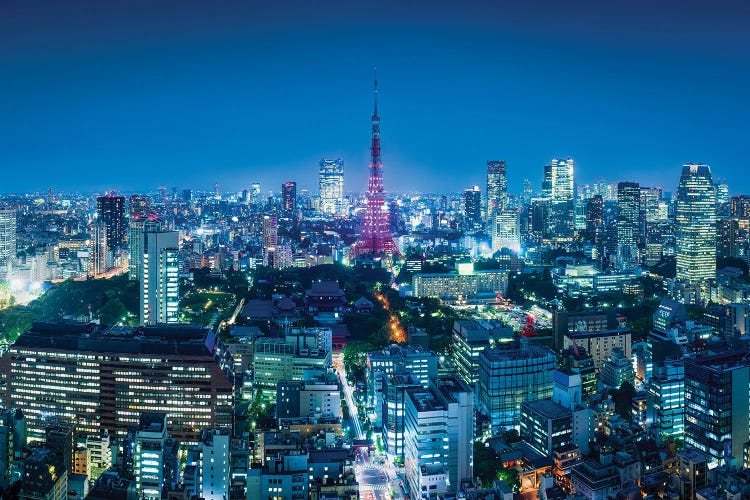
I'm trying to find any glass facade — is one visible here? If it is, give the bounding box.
[675,163,717,285]
[477,343,555,432]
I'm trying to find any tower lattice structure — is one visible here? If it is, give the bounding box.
[353,74,400,258]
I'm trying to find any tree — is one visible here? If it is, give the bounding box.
[343,340,377,383]
[473,441,503,486]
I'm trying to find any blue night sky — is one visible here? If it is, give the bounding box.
[2,0,749,196]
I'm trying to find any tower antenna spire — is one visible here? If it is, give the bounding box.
[373,67,378,118]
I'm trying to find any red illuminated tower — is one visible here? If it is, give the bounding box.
[353,72,400,258]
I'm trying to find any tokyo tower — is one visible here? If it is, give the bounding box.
[352,72,401,258]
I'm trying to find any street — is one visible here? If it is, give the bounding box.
[334,353,407,500]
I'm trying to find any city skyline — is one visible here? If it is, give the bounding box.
[2,1,750,194]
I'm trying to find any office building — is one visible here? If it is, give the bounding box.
[319,158,344,216]
[520,399,573,456]
[551,369,594,453]
[88,221,108,276]
[281,181,297,215]
[548,158,575,239]
[252,328,333,403]
[366,344,437,427]
[412,267,508,304]
[276,372,341,422]
[492,210,520,254]
[463,185,482,232]
[0,409,26,488]
[96,194,126,250]
[262,215,279,268]
[128,217,161,281]
[451,319,512,386]
[381,373,423,459]
[477,342,556,432]
[648,360,684,439]
[599,347,634,389]
[404,376,473,496]
[129,194,151,219]
[562,327,632,370]
[675,164,717,286]
[529,197,551,240]
[134,413,169,500]
[486,160,508,220]
[196,429,231,500]
[5,322,233,444]
[585,195,604,244]
[685,351,750,468]
[0,209,16,271]
[616,182,641,266]
[140,229,179,325]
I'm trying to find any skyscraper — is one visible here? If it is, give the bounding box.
[585,195,604,244]
[548,158,575,239]
[685,351,750,468]
[129,194,151,219]
[319,159,344,216]
[281,181,297,215]
[616,181,641,266]
[140,229,180,325]
[492,210,520,254]
[129,217,162,281]
[462,186,482,233]
[486,160,507,220]
[96,194,126,250]
[262,215,278,267]
[89,221,108,276]
[0,209,17,271]
[675,164,717,285]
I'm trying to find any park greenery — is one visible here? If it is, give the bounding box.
[0,274,140,341]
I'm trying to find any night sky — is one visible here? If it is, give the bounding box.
[2,0,750,196]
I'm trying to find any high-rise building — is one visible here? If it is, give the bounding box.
[542,165,553,198]
[675,164,717,285]
[129,194,151,219]
[96,194,126,250]
[585,195,604,244]
[685,351,750,468]
[0,408,26,482]
[529,198,551,240]
[616,182,641,266]
[492,210,520,254]
[520,399,573,456]
[548,158,575,239]
[281,181,296,215]
[477,342,556,432]
[730,195,750,219]
[319,159,344,216]
[262,215,279,268]
[128,217,161,281]
[89,221,108,276]
[0,209,16,271]
[648,360,684,440]
[134,413,169,500]
[462,186,482,233]
[366,344,438,428]
[404,376,473,496]
[140,229,179,325]
[5,322,233,444]
[196,429,231,500]
[486,160,507,220]
[250,183,261,205]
